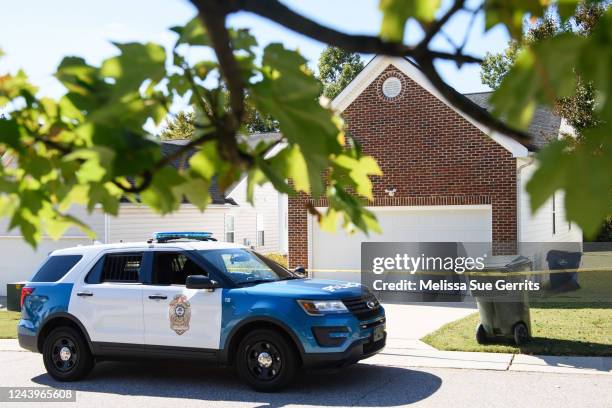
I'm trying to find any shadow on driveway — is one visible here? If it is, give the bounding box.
[32,361,441,406]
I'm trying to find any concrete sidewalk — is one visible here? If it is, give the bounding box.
[367,337,612,375]
[377,302,612,376]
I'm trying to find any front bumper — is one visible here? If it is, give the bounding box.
[302,331,386,368]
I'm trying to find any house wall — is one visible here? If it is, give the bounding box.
[106,204,228,244]
[518,158,582,243]
[0,205,105,239]
[288,64,517,268]
[227,180,282,254]
[517,158,582,273]
[0,206,104,295]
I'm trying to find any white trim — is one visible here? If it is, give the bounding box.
[307,212,313,277]
[331,56,529,158]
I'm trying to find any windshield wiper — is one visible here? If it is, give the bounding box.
[236,279,277,286]
[280,275,302,280]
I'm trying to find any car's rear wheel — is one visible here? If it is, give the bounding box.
[42,326,94,381]
[236,329,297,392]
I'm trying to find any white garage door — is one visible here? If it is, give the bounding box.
[0,237,93,296]
[309,206,492,282]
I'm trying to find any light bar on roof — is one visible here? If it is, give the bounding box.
[154,232,213,243]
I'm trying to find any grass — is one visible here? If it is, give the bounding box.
[422,267,612,356]
[0,311,21,339]
[421,305,612,356]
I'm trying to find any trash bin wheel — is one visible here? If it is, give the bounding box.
[513,322,529,346]
[475,323,488,344]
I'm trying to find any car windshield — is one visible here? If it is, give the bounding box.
[197,248,295,285]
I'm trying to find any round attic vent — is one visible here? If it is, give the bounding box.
[382,76,402,99]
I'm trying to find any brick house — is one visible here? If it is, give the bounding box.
[288,56,582,281]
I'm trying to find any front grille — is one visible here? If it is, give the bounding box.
[342,290,381,320]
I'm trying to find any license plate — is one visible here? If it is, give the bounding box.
[372,325,385,342]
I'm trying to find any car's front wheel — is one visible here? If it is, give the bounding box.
[236,329,298,392]
[42,326,94,381]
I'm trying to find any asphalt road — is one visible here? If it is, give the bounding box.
[1,352,610,408]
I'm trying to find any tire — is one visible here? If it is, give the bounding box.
[513,322,530,346]
[42,326,94,381]
[236,329,298,392]
[475,323,488,344]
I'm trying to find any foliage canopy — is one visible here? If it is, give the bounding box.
[0,0,611,246]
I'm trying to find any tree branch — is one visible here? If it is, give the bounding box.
[223,0,481,64]
[217,0,534,147]
[190,0,245,128]
[417,0,466,51]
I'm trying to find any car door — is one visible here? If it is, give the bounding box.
[142,250,222,350]
[69,250,145,347]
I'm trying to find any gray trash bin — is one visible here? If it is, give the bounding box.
[473,255,532,346]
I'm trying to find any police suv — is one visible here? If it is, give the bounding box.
[18,232,386,391]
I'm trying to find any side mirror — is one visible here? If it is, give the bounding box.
[294,266,306,276]
[186,275,219,290]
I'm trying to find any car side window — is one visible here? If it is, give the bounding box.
[152,252,208,285]
[85,253,143,284]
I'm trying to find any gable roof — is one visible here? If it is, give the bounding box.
[330,55,563,157]
[464,92,561,150]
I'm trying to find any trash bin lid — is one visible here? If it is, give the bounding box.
[482,255,531,272]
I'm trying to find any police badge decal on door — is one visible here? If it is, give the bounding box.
[169,294,191,335]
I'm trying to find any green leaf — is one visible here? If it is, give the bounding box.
[189,141,220,180]
[251,44,341,197]
[490,33,584,129]
[334,154,382,200]
[87,182,121,215]
[526,141,569,210]
[140,167,185,214]
[178,175,211,210]
[0,118,23,150]
[101,42,166,94]
[379,0,440,41]
[267,144,309,193]
[172,16,210,47]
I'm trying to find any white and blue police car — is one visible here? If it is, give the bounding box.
[18,232,386,391]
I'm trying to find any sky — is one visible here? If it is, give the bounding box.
[0,0,511,99]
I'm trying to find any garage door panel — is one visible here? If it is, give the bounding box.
[310,207,491,282]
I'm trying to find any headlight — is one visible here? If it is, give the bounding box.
[297,299,348,316]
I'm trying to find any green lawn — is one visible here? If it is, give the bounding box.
[0,311,21,339]
[421,305,612,356]
[422,267,612,356]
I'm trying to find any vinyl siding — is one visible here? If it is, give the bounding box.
[0,205,105,239]
[107,204,228,243]
[227,179,281,254]
[518,158,582,243]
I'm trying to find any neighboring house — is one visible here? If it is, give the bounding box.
[287,56,582,281]
[0,138,288,295]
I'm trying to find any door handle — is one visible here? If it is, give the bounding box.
[77,292,93,297]
[148,294,167,300]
